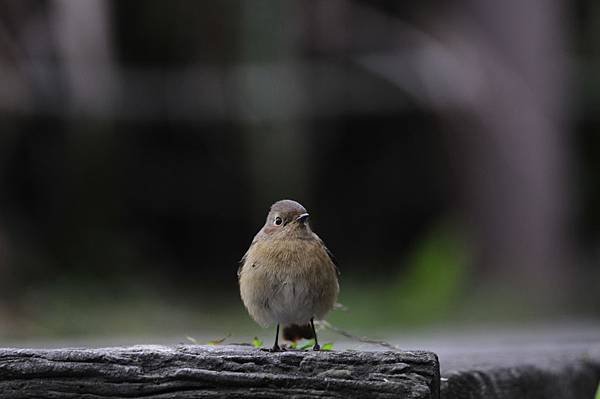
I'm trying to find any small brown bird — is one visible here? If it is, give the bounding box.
[238,199,339,351]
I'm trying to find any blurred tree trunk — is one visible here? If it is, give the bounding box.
[51,0,118,117]
[347,0,573,309]
[436,0,572,307]
[236,1,312,217]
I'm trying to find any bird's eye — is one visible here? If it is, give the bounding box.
[274,217,283,226]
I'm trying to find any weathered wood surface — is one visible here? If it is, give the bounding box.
[440,343,600,399]
[0,345,440,398]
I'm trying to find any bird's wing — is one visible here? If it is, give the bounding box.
[314,233,340,276]
[237,232,261,279]
[325,245,341,276]
[237,251,247,279]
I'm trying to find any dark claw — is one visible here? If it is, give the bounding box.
[313,344,320,351]
[270,344,282,352]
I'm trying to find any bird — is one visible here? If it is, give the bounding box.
[238,199,340,351]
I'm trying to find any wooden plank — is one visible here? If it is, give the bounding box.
[441,344,600,399]
[0,345,440,398]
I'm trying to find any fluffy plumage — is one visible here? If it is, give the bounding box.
[238,199,339,350]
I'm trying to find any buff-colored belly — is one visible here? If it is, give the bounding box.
[239,240,339,327]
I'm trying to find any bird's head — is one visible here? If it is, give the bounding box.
[262,199,311,236]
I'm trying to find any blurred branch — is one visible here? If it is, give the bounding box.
[0,60,409,121]
[319,320,401,351]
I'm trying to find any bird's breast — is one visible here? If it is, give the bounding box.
[247,238,328,274]
[239,237,339,326]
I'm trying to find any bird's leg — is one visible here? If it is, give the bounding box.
[310,318,320,351]
[271,324,281,352]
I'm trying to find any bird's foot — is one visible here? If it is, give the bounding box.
[270,344,282,352]
[313,343,320,351]
[259,344,286,352]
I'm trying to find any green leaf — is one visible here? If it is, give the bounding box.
[288,341,298,349]
[595,382,600,399]
[207,333,230,346]
[321,342,334,351]
[298,339,315,350]
[252,336,263,349]
[185,336,197,344]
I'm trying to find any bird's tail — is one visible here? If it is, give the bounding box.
[282,324,314,342]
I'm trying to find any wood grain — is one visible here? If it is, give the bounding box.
[0,345,440,398]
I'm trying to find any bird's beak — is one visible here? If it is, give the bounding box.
[296,213,310,223]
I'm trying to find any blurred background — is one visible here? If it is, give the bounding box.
[0,0,598,346]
